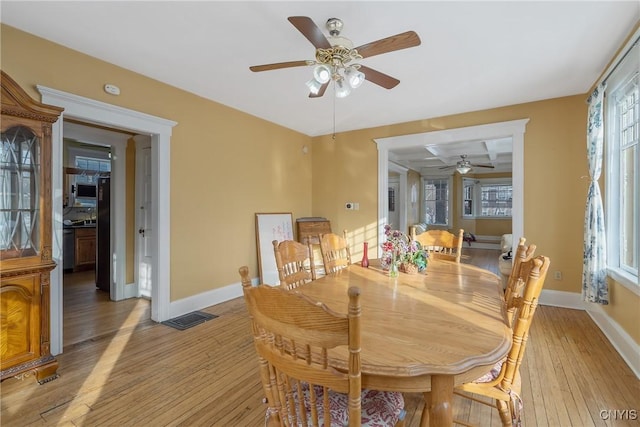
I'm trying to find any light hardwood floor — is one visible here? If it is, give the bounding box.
[62,270,152,348]
[2,251,638,426]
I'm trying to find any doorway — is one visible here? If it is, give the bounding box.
[375,119,529,246]
[38,86,176,355]
[61,122,141,347]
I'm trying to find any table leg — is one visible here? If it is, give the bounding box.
[420,374,454,427]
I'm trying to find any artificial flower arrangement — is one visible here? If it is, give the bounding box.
[380,224,429,273]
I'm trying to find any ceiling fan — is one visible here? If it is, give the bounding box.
[249,16,421,98]
[439,154,496,174]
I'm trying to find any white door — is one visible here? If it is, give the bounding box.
[136,138,153,298]
[388,177,400,230]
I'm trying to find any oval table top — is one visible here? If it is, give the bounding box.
[297,259,512,386]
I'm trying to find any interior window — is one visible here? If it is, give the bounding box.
[75,155,111,185]
[462,178,512,218]
[422,177,450,226]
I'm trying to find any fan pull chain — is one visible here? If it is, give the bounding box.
[332,83,337,140]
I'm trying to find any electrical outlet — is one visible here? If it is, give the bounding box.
[353,203,359,210]
[553,271,562,280]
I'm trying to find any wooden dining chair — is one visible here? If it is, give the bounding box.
[412,229,464,263]
[238,266,406,427]
[504,237,536,326]
[272,239,316,290]
[319,230,352,274]
[447,255,550,427]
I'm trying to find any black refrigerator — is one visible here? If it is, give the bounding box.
[96,177,110,292]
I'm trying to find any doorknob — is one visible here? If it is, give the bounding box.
[138,228,145,237]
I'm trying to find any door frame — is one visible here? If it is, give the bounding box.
[375,119,529,247]
[38,85,176,355]
[134,136,152,298]
[387,162,408,233]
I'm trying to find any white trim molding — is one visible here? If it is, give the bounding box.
[388,161,408,233]
[539,289,640,379]
[167,277,258,320]
[37,85,176,355]
[539,289,584,309]
[375,119,529,248]
[586,303,640,379]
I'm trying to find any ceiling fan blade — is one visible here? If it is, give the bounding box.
[288,16,331,49]
[250,60,311,72]
[471,164,496,168]
[309,82,329,98]
[358,65,400,89]
[355,31,421,59]
[438,165,455,170]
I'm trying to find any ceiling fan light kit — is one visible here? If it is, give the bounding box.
[456,164,472,175]
[335,77,351,98]
[439,154,496,174]
[250,16,421,99]
[305,78,324,95]
[312,64,332,84]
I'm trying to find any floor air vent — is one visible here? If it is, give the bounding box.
[161,311,218,330]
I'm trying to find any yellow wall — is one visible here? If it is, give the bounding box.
[603,280,640,344]
[2,25,313,300]
[3,24,637,345]
[312,96,639,345]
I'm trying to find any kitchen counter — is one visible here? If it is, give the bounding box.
[63,224,96,229]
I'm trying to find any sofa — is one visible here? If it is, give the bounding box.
[409,223,428,238]
[498,233,513,289]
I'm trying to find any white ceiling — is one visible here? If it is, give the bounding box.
[2,1,638,142]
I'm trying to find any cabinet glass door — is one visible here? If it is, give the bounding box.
[0,125,40,259]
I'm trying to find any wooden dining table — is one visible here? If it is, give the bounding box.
[297,259,512,427]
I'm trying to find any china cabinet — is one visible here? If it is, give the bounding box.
[1,71,63,383]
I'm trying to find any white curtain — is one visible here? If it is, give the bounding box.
[582,84,608,304]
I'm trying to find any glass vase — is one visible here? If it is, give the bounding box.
[389,252,399,278]
[361,242,369,268]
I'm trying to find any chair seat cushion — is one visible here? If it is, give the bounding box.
[473,358,505,383]
[279,382,405,426]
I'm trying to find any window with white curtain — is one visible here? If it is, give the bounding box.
[605,37,639,288]
[422,177,450,226]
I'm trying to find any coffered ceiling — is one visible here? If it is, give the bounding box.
[389,137,513,175]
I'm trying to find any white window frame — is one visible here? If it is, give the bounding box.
[604,33,639,294]
[421,175,452,228]
[462,177,513,219]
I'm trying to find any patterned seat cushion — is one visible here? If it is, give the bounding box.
[473,358,505,383]
[275,382,405,426]
[472,358,523,426]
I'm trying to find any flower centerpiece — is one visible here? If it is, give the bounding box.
[380,225,429,275]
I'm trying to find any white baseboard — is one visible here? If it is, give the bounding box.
[585,303,640,379]
[467,242,501,249]
[475,235,501,242]
[539,289,639,379]
[466,234,501,250]
[539,289,584,309]
[166,276,259,320]
[123,282,138,299]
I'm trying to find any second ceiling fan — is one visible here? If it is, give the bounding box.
[249,16,421,98]
[439,154,496,174]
